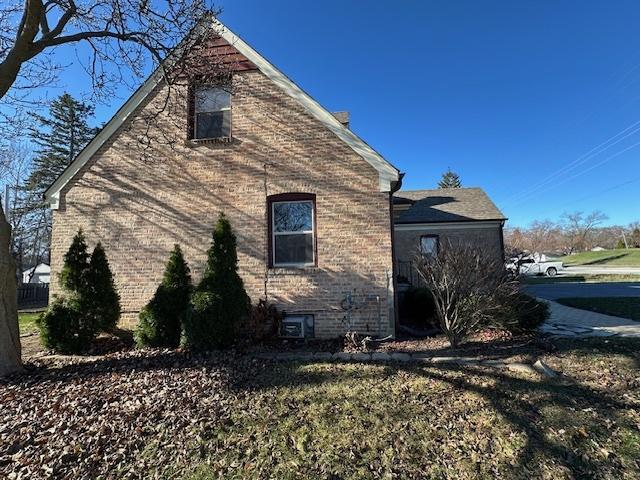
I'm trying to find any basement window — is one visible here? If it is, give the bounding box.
[193,86,231,139]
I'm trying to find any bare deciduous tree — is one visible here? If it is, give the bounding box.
[560,210,608,254]
[415,242,518,347]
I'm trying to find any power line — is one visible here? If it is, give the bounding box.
[531,176,640,219]
[505,118,640,204]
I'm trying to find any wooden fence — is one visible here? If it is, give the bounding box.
[17,283,49,310]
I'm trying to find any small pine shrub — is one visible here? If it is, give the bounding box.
[183,291,227,351]
[85,242,121,331]
[185,214,249,351]
[38,230,100,353]
[37,297,98,353]
[59,229,90,292]
[135,244,192,348]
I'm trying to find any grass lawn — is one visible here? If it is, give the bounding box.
[556,297,640,321]
[17,311,42,334]
[523,274,640,284]
[558,248,640,267]
[1,337,639,479]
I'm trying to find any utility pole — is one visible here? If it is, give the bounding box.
[621,230,629,249]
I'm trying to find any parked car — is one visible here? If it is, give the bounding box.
[506,257,564,277]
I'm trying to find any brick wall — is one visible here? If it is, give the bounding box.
[50,70,395,338]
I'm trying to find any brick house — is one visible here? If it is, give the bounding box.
[44,19,401,339]
[393,187,507,287]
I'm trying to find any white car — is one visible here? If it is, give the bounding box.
[507,257,564,277]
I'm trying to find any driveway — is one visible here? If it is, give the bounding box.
[525,282,640,300]
[539,300,640,338]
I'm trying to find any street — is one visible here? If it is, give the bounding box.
[525,282,640,300]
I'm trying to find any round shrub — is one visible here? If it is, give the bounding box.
[37,297,98,353]
[398,287,437,328]
[494,292,550,333]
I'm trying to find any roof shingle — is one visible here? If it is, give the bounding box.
[393,187,506,224]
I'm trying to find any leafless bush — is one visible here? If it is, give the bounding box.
[415,241,519,347]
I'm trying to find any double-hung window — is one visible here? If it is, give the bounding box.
[193,86,231,139]
[420,235,439,257]
[268,194,316,267]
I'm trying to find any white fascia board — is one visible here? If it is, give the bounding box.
[394,221,503,231]
[45,19,399,209]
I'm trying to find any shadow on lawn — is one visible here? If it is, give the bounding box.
[581,253,629,266]
[5,336,639,478]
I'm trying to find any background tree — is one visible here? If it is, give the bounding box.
[26,93,98,194]
[9,94,98,278]
[136,244,192,348]
[437,168,462,188]
[560,210,608,253]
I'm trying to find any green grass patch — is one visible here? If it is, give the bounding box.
[177,341,640,479]
[18,311,42,334]
[556,297,640,321]
[558,248,640,266]
[522,274,640,284]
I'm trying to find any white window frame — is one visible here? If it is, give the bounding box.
[194,86,232,140]
[420,235,438,257]
[271,200,315,268]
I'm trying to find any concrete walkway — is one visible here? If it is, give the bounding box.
[540,299,640,338]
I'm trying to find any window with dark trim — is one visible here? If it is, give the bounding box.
[267,193,317,267]
[190,86,231,139]
[420,235,439,257]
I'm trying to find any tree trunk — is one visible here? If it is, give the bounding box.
[0,203,22,376]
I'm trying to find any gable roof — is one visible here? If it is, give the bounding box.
[44,19,400,208]
[394,187,507,224]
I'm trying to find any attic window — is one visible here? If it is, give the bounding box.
[193,86,231,139]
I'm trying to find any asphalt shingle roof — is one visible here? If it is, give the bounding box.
[393,187,507,224]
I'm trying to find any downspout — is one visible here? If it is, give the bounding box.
[388,173,404,337]
[499,219,506,263]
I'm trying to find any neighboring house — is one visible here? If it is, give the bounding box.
[43,19,401,338]
[393,188,506,286]
[22,263,51,284]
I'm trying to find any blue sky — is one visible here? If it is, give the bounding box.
[27,0,640,227]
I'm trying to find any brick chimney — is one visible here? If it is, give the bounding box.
[332,111,350,129]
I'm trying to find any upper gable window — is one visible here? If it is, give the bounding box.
[194,86,231,139]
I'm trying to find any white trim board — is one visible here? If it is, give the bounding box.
[394,221,503,232]
[44,19,399,209]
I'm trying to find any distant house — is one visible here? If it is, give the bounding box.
[393,187,506,285]
[22,263,51,284]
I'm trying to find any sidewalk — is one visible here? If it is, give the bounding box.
[540,299,640,338]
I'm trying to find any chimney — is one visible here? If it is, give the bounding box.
[332,111,350,129]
